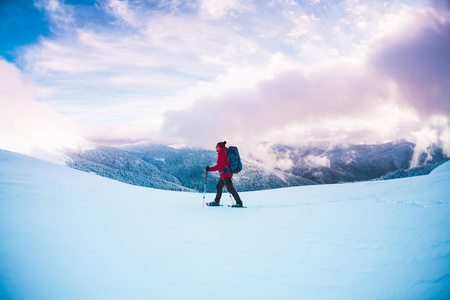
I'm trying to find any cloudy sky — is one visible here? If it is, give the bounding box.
[0,0,449,157]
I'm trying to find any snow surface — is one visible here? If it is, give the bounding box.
[1,149,450,300]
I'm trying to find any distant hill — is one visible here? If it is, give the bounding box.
[376,160,450,181]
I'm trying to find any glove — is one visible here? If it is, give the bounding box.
[206,166,210,172]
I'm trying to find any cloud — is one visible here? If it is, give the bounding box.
[162,3,450,155]
[367,3,450,158]
[16,0,370,127]
[102,0,140,27]
[410,116,450,167]
[20,0,270,123]
[369,5,450,119]
[0,59,85,159]
[80,120,170,146]
[199,0,254,19]
[34,0,74,29]
[162,58,406,148]
[304,154,331,168]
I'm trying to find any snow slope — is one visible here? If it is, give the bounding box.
[1,149,449,300]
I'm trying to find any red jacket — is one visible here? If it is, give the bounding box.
[209,147,232,178]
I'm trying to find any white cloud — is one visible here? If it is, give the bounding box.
[34,0,74,28]
[411,116,450,167]
[0,59,86,160]
[304,154,331,168]
[20,1,274,131]
[103,0,140,27]
[162,58,409,147]
[198,0,254,19]
[161,3,450,154]
[81,120,167,146]
[369,4,450,119]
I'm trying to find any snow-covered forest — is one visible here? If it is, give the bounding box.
[65,141,448,192]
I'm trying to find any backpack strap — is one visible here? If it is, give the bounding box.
[219,149,230,174]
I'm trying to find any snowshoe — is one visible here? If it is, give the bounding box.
[229,203,246,208]
[206,201,222,207]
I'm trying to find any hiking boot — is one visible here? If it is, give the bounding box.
[208,201,221,206]
[231,203,244,207]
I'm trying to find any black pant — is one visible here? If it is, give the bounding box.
[215,177,242,205]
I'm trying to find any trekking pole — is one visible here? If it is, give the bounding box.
[202,171,208,208]
[228,192,234,206]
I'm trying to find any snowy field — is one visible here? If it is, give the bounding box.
[1,149,450,300]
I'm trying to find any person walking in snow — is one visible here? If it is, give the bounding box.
[206,141,244,207]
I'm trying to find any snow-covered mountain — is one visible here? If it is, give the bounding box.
[65,141,448,192]
[1,149,449,299]
[65,144,317,193]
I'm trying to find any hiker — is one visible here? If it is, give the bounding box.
[206,141,244,207]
